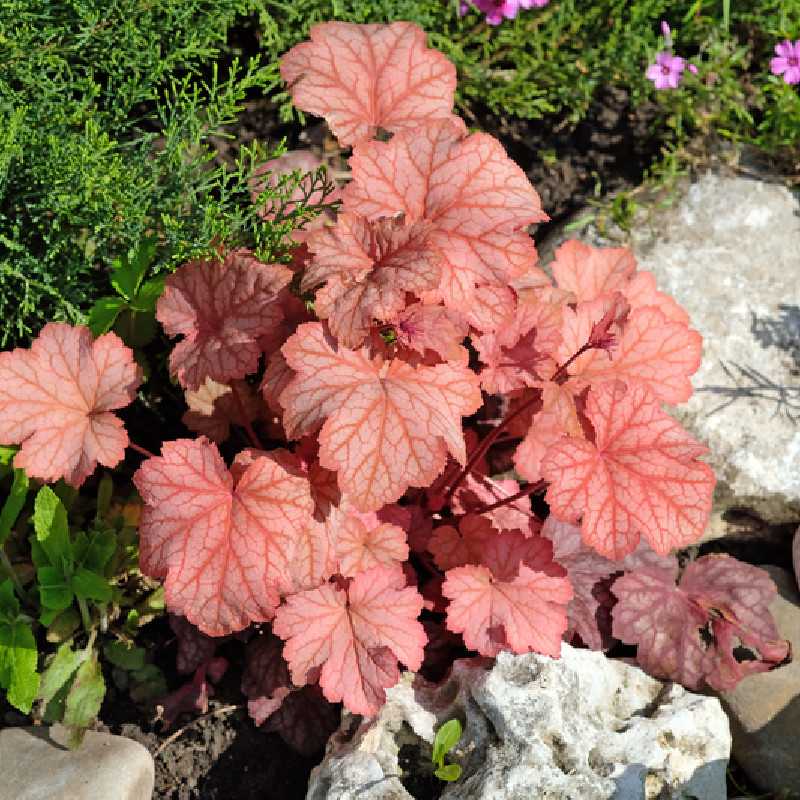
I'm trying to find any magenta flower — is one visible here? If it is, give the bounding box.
[646,51,686,90]
[771,40,800,85]
[467,0,548,25]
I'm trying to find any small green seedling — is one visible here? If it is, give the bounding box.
[432,718,462,782]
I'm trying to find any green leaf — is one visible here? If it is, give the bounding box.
[0,468,29,546]
[103,641,146,671]
[45,608,81,644]
[0,447,18,467]
[36,565,73,612]
[434,764,462,782]
[432,719,462,766]
[87,296,127,336]
[113,308,157,348]
[39,641,86,707]
[128,663,167,702]
[110,237,157,301]
[74,529,116,573]
[63,655,106,746]
[71,567,112,604]
[33,486,72,569]
[0,602,40,713]
[0,580,19,620]
[130,276,165,312]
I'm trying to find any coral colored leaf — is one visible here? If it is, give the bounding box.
[280,323,482,512]
[304,214,440,348]
[133,438,314,635]
[430,515,494,572]
[542,383,715,560]
[623,271,690,325]
[452,474,536,533]
[0,324,141,487]
[273,566,426,715]
[260,351,295,414]
[287,519,337,593]
[334,508,409,578]
[475,298,561,393]
[613,555,790,691]
[393,303,468,363]
[343,119,547,306]
[551,241,636,303]
[463,285,518,333]
[182,379,261,444]
[157,251,292,390]
[280,22,458,147]
[442,562,571,658]
[577,307,702,404]
[513,382,582,483]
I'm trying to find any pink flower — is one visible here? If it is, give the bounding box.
[771,40,800,85]
[646,51,686,90]
[469,0,548,25]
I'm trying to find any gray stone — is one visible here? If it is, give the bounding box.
[720,566,800,797]
[543,173,800,536]
[0,725,155,800]
[306,644,730,800]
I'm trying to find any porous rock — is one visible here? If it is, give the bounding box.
[720,566,800,796]
[0,725,155,800]
[306,644,730,800]
[544,173,800,537]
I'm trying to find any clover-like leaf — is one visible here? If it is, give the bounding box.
[281,21,458,147]
[304,214,440,348]
[0,324,141,487]
[542,383,715,560]
[280,323,482,512]
[343,119,547,307]
[273,565,425,715]
[156,251,292,390]
[133,438,314,635]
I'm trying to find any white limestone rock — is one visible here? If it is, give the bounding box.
[306,645,731,800]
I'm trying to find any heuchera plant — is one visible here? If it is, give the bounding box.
[0,21,790,745]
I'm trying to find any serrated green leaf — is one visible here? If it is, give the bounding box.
[0,579,19,619]
[33,486,72,569]
[0,468,29,547]
[71,567,112,604]
[434,764,462,782]
[130,276,165,312]
[37,565,74,612]
[0,614,39,713]
[104,641,146,671]
[110,237,157,301]
[63,655,105,744]
[433,719,462,766]
[87,296,127,336]
[39,641,86,706]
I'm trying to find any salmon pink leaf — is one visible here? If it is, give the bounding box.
[134,438,314,636]
[551,241,636,303]
[452,474,537,532]
[334,508,409,578]
[613,555,790,691]
[280,323,482,512]
[442,562,572,658]
[157,251,292,390]
[304,214,440,348]
[393,303,468,362]
[542,382,715,560]
[273,565,426,715]
[0,324,141,487]
[280,22,458,147]
[343,119,547,306]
